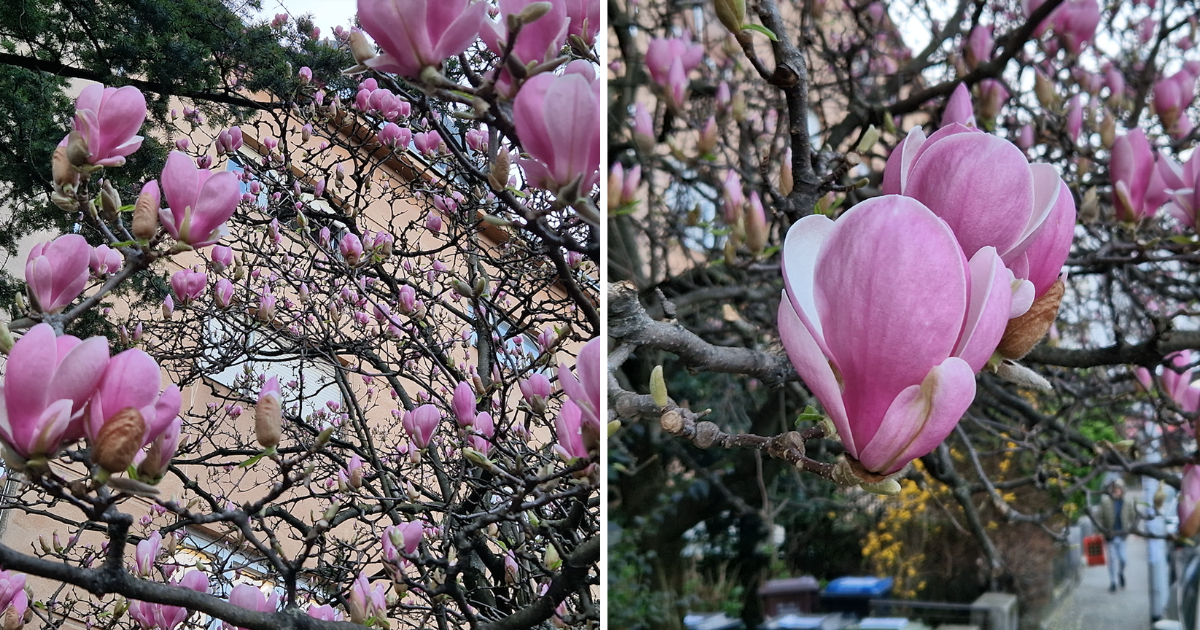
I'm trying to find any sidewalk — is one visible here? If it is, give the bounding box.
[1042,535,1152,630]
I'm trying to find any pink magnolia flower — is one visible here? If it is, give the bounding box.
[159,152,240,248]
[90,244,122,276]
[1050,0,1101,54]
[482,0,570,96]
[557,337,602,453]
[135,532,161,577]
[644,37,704,88]
[1153,69,1198,134]
[452,381,476,427]
[87,348,181,448]
[1111,129,1159,220]
[883,124,1066,275]
[553,400,589,461]
[1163,151,1200,229]
[398,285,416,313]
[347,572,387,625]
[1065,95,1083,144]
[519,374,552,401]
[26,234,91,314]
[1180,464,1200,537]
[170,269,207,304]
[71,84,147,167]
[633,102,654,149]
[215,127,243,154]
[225,584,279,630]
[210,245,234,272]
[0,324,109,460]
[382,521,423,564]
[0,572,27,624]
[307,605,342,622]
[339,234,364,266]
[414,130,443,156]
[138,414,183,480]
[565,0,600,47]
[976,79,1009,120]
[356,0,489,78]
[964,26,993,69]
[780,196,1015,475]
[942,83,975,128]
[513,61,600,198]
[465,128,488,152]
[403,404,440,448]
[379,123,411,150]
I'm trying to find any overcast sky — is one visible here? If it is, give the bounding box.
[253,0,359,34]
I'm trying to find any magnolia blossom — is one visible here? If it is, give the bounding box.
[347,572,388,625]
[86,348,182,450]
[0,572,27,628]
[159,151,240,248]
[553,400,589,461]
[780,196,1015,475]
[307,605,342,622]
[0,324,109,461]
[224,584,279,630]
[513,61,601,198]
[340,233,364,266]
[70,84,147,167]
[215,126,243,154]
[1181,464,1200,538]
[883,123,1067,291]
[135,532,161,577]
[644,37,704,88]
[356,0,488,78]
[1111,129,1159,221]
[382,521,423,565]
[170,269,207,304]
[403,404,440,448]
[452,381,475,427]
[565,0,601,47]
[26,234,91,314]
[90,244,122,276]
[482,0,570,95]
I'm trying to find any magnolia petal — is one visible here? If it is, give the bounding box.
[856,357,976,475]
[817,196,968,437]
[881,126,927,195]
[780,213,835,358]
[778,296,853,456]
[953,247,1013,372]
[1003,163,1062,262]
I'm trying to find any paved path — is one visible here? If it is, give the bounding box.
[1042,535,1152,630]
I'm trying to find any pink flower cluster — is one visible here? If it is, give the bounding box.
[780,111,1076,477]
[0,324,182,475]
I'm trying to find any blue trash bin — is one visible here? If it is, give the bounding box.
[819,577,894,619]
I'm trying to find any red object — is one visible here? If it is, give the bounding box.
[1084,534,1107,566]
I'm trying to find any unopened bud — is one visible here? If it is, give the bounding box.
[489,150,511,190]
[731,92,747,122]
[452,279,476,299]
[133,185,160,241]
[0,322,12,354]
[714,0,747,35]
[1035,72,1058,111]
[52,146,78,192]
[255,393,282,449]
[861,478,902,495]
[650,366,669,407]
[100,180,121,222]
[463,447,495,471]
[93,407,147,474]
[1100,110,1116,149]
[544,545,562,570]
[517,1,553,23]
[349,30,375,64]
[856,125,881,154]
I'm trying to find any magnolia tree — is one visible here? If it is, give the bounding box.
[0,1,601,629]
[609,0,1200,625]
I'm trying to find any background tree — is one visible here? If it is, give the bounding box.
[0,1,600,630]
[608,0,1200,627]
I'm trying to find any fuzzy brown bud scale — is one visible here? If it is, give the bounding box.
[93,407,146,474]
[997,278,1065,359]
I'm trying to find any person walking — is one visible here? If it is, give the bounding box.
[1095,479,1139,592]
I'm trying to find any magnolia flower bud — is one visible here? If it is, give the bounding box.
[1100,109,1116,149]
[489,150,511,190]
[93,407,146,474]
[349,30,375,64]
[52,145,78,193]
[714,0,746,35]
[65,131,90,168]
[255,384,282,449]
[1035,71,1058,111]
[132,182,160,241]
[650,366,668,407]
[517,1,552,23]
[100,180,121,222]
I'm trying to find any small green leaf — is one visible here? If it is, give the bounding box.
[239,453,266,468]
[742,23,779,41]
[795,404,825,427]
